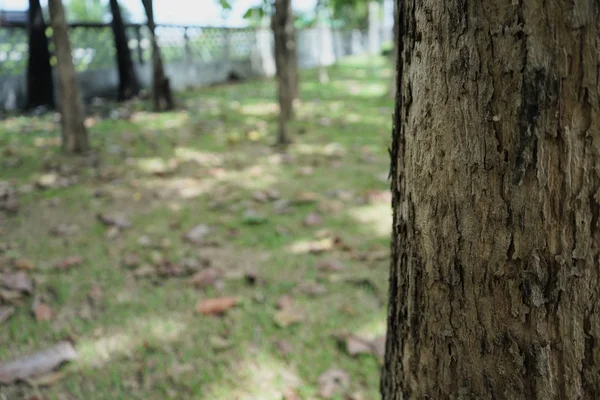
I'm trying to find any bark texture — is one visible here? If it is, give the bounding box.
[26,0,54,109]
[141,0,173,111]
[382,0,600,399]
[48,0,88,154]
[272,0,296,145]
[109,0,139,101]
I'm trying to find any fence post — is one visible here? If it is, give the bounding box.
[135,25,143,63]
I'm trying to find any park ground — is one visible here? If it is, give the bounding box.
[0,56,393,399]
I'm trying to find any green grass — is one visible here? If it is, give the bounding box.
[0,56,394,399]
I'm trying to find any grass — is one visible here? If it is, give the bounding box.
[0,56,394,399]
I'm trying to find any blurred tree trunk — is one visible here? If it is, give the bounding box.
[382,0,600,399]
[26,0,54,109]
[141,0,173,111]
[272,0,295,145]
[109,0,139,101]
[48,0,88,154]
[387,0,397,98]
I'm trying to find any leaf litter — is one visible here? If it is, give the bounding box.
[0,341,77,385]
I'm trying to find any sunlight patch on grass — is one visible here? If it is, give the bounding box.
[347,203,392,237]
[77,316,187,368]
[174,147,224,167]
[240,102,278,117]
[209,353,303,400]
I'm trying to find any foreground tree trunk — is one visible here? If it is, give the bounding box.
[382,1,600,399]
[272,0,295,145]
[48,0,89,154]
[26,0,54,109]
[141,0,173,111]
[109,0,139,101]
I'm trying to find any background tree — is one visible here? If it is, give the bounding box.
[48,0,88,153]
[272,0,295,145]
[382,0,600,399]
[26,0,54,109]
[109,0,139,101]
[141,0,173,111]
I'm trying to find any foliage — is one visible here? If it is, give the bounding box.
[64,0,133,23]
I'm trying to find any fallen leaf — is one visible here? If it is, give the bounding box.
[276,340,293,356]
[183,224,211,244]
[316,259,345,272]
[294,281,328,297]
[242,210,268,225]
[283,387,300,400]
[122,253,140,269]
[196,296,238,315]
[14,258,34,271]
[0,289,23,303]
[303,212,324,227]
[292,191,319,205]
[32,296,53,322]
[371,335,386,361]
[344,335,373,356]
[36,173,59,190]
[97,213,131,229]
[318,368,350,399]
[55,256,82,270]
[49,223,77,237]
[252,191,269,203]
[0,341,77,384]
[1,271,33,293]
[156,261,185,278]
[133,264,155,278]
[188,268,223,289]
[296,166,314,176]
[105,226,120,239]
[274,295,303,328]
[209,335,233,350]
[88,285,103,307]
[0,306,14,324]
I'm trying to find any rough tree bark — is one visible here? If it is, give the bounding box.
[26,0,54,109]
[109,0,139,101]
[48,0,89,154]
[141,0,173,111]
[272,0,295,145]
[382,1,600,399]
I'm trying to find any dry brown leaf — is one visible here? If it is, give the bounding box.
[14,258,34,271]
[0,341,77,384]
[294,282,328,297]
[293,191,319,205]
[188,268,222,289]
[344,335,373,356]
[371,335,386,361]
[276,340,293,356]
[133,264,155,278]
[196,296,238,315]
[89,285,103,307]
[303,213,324,227]
[32,297,54,322]
[316,259,345,272]
[55,256,82,270]
[283,387,300,400]
[274,295,303,328]
[276,295,294,310]
[122,253,140,269]
[0,306,14,325]
[318,368,350,399]
[0,289,23,303]
[97,213,131,229]
[1,271,33,293]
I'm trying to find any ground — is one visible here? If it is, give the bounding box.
[0,56,393,400]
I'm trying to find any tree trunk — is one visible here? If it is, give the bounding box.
[382,1,600,399]
[141,0,173,111]
[26,0,54,110]
[287,0,299,101]
[272,0,295,145]
[48,0,89,154]
[109,0,139,101]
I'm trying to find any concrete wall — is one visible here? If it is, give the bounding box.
[0,26,383,111]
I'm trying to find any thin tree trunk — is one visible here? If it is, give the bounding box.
[287,0,299,101]
[109,0,139,101]
[141,0,173,111]
[272,0,294,145]
[382,0,600,399]
[48,0,88,154]
[26,0,54,109]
